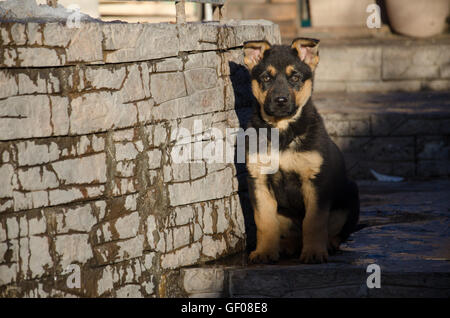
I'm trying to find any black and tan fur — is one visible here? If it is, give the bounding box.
[244,38,360,264]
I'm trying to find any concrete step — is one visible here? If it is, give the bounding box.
[312,35,450,93]
[180,180,450,298]
[314,90,450,180]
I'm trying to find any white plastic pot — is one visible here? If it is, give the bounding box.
[385,0,449,37]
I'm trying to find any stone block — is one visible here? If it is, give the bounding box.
[50,96,70,136]
[185,51,220,71]
[112,129,135,142]
[168,168,233,206]
[103,23,179,63]
[70,91,137,134]
[364,137,415,161]
[55,233,93,269]
[18,166,59,191]
[0,95,52,140]
[190,162,206,179]
[6,217,19,240]
[370,113,405,136]
[27,236,53,279]
[17,72,47,95]
[116,285,143,298]
[53,204,96,234]
[0,164,14,198]
[202,235,227,258]
[66,23,103,63]
[116,161,135,178]
[12,191,48,211]
[154,58,183,72]
[417,136,449,160]
[314,81,347,93]
[346,80,422,93]
[17,47,61,67]
[178,23,218,52]
[10,23,26,45]
[215,200,229,233]
[424,79,450,91]
[52,153,106,185]
[94,235,144,265]
[84,66,126,90]
[147,149,162,170]
[323,118,351,136]
[115,142,140,161]
[172,225,191,250]
[184,68,218,94]
[121,64,146,103]
[316,46,381,81]
[0,222,6,242]
[0,264,17,286]
[382,45,443,80]
[26,23,42,45]
[113,211,140,240]
[137,99,154,124]
[43,23,73,47]
[0,25,11,45]
[0,71,18,99]
[2,48,17,67]
[150,73,186,104]
[48,186,104,206]
[393,118,441,136]
[172,206,195,226]
[28,213,47,236]
[183,268,224,295]
[160,242,201,269]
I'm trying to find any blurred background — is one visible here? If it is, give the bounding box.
[32,0,449,180]
[35,0,450,42]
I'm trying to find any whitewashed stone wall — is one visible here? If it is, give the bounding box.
[0,20,281,297]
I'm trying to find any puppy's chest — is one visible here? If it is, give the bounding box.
[278,149,323,181]
[246,146,323,179]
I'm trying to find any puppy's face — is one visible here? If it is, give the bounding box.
[244,38,320,125]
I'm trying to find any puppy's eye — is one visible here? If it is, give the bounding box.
[261,75,271,83]
[290,75,300,82]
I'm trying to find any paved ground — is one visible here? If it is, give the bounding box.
[197,179,450,297]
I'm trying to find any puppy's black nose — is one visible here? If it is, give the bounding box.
[275,96,288,104]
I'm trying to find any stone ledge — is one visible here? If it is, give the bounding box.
[181,180,450,298]
[314,36,450,93]
[0,20,280,67]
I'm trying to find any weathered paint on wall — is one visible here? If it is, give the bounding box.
[0,19,281,297]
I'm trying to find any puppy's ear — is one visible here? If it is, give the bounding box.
[243,40,271,71]
[291,38,320,71]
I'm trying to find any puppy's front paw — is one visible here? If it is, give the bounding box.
[300,245,328,264]
[249,249,279,264]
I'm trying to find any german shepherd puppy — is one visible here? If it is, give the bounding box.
[243,38,360,264]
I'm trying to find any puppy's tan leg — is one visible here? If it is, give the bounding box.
[249,181,280,263]
[300,181,329,264]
